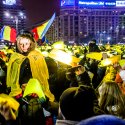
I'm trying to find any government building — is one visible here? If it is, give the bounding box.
[46,0,125,44]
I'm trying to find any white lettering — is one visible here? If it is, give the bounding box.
[79,1,104,6]
[105,2,116,6]
[3,0,16,5]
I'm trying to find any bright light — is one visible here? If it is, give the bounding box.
[103,31,106,33]
[10,16,13,19]
[50,50,72,65]
[41,51,48,57]
[100,55,121,66]
[98,43,102,46]
[3,0,16,5]
[19,12,26,19]
[102,59,112,66]
[122,26,125,29]
[110,27,113,30]
[107,37,111,40]
[52,41,65,50]
[49,49,80,66]
[4,11,10,17]
[56,51,72,64]
[53,44,64,49]
[19,12,24,17]
[116,1,125,7]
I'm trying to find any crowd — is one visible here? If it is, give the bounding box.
[0,31,125,125]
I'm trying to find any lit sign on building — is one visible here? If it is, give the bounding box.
[79,0,125,7]
[61,0,125,7]
[116,1,125,7]
[78,1,104,6]
[3,0,16,5]
[61,0,75,6]
[105,2,116,6]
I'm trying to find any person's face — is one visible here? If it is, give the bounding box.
[19,38,31,52]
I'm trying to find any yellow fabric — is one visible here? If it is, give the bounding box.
[102,66,117,82]
[6,49,55,102]
[3,26,11,41]
[37,21,48,37]
[0,93,20,111]
[86,52,102,61]
[23,78,46,99]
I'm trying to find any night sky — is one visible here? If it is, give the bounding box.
[22,0,60,27]
[21,0,115,27]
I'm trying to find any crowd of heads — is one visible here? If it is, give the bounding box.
[0,32,125,124]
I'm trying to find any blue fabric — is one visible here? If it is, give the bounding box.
[0,26,5,39]
[77,115,125,125]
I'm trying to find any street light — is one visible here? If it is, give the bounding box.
[4,11,26,32]
[107,36,111,44]
[115,26,119,43]
[15,16,18,32]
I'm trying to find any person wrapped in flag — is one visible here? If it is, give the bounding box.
[6,30,55,124]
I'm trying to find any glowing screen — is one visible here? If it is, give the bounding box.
[61,0,75,6]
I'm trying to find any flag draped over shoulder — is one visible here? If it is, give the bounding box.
[0,26,16,43]
[31,13,55,41]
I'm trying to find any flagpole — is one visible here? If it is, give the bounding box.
[15,16,19,32]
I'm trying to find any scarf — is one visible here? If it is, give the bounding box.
[7,49,55,102]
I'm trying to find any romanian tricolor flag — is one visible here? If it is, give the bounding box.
[0,26,16,43]
[31,13,55,41]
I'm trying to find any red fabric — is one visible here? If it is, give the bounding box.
[15,93,23,99]
[0,51,6,59]
[31,28,39,41]
[115,73,123,83]
[31,93,38,97]
[10,28,16,43]
[45,116,54,125]
[115,73,125,95]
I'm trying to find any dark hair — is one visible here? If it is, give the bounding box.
[91,39,96,43]
[17,30,35,43]
[59,85,97,121]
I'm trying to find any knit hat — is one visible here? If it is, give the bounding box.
[59,85,97,121]
[77,115,125,125]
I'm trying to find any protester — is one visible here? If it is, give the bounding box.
[1,34,125,125]
[88,39,100,52]
[56,85,104,125]
[66,65,93,87]
[6,30,54,101]
[5,30,56,125]
[98,80,125,119]
[46,57,70,102]
[114,62,125,94]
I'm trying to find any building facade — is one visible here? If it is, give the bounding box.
[0,0,26,32]
[46,0,125,44]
